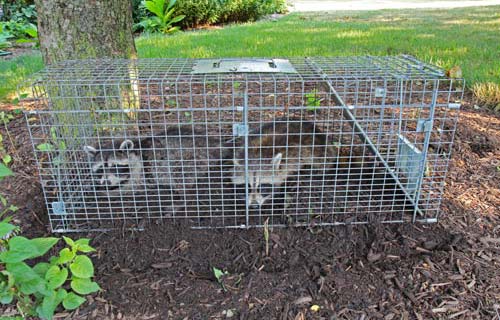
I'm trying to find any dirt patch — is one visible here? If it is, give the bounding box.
[0,43,38,60]
[1,100,500,319]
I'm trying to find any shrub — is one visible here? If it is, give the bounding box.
[175,0,221,28]
[0,1,37,24]
[134,0,186,34]
[175,0,287,29]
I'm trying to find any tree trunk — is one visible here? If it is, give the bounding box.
[35,0,137,64]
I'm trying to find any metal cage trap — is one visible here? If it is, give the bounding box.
[25,56,463,232]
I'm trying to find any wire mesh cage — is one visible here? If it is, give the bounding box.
[25,56,463,232]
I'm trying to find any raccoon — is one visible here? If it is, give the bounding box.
[83,126,222,195]
[83,139,144,193]
[229,121,337,209]
[229,120,413,214]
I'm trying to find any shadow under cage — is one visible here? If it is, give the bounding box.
[25,56,463,232]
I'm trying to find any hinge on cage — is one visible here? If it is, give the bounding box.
[51,201,66,216]
[374,87,386,98]
[448,103,461,109]
[233,123,249,137]
[416,119,432,132]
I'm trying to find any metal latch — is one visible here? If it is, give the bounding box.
[192,58,298,74]
[374,87,386,98]
[416,119,432,133]
[51,201,66,215]
[233,123,249,137]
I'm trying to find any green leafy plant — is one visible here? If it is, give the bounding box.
[134,0,185,34]
[0,21,37,42]
[0,110,19,168]
[0,225,100,320]
[305,89,322,111]
[212,267,229,291]
[1,3,38,25]
[0,23,13,50]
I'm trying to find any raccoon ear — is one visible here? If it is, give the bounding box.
[119,139,134,151]
[272,153,283,170]
[83,146,97,157]
[233,159,240,166]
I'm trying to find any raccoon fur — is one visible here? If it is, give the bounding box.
[229,120,337,209]
[229,119,413,213]
[83,126,222,196]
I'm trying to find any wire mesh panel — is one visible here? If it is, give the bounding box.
[25,56,463,232]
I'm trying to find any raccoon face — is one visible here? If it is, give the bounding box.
[231,153,287,208]
[83,139,142,191]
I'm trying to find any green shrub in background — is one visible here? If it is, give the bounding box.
[218,0,287,24]
[134,0,287,29]
[174,0,221,28]
[134,0,186,34]
[0,1,37,24]
[0,1,38,43]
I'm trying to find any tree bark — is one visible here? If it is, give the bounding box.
[35,0,137,64]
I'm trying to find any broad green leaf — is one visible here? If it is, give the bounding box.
[0,236,38,262]
[74,238,90,246]
[0,291,14,304]
[36,143,54,152]
[170,15,185,24]
[69,255,94,278]
[19,276,46,295]
[145,0,165,18]
[57,248,75,264]
[56,288,68,302]
[0,221,16,239]
[36,290,58,320]
[31,237,59,257]
[62,292,86,310]
[2,154,12,165]
[33,262,51,277]
[45,265,68,290]
[6,262,38,282]
[62,236,75,248]
[77,244,96,253]
[6,262,49,295]
[0,163,13,178]
[70,277,100,295]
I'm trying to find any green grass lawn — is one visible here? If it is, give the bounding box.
[1,5,499,104]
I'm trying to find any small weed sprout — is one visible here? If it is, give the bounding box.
[305,89,322,111]
[212,267,229,291]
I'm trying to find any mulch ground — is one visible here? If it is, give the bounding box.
[0,99,499,319]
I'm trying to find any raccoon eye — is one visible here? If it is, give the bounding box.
[113,164,130,175]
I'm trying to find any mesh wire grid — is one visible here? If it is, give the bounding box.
[24,56,463,232]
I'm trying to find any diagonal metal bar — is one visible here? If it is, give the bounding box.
[305,57,423,217]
